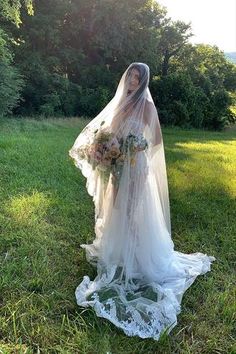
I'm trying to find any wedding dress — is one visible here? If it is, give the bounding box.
[69,63,216,340]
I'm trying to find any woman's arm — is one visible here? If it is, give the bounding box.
[143,101,162,146]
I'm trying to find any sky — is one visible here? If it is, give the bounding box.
[158,0,236,52]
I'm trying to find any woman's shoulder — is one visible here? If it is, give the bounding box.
[144,100,157,125]
[144,99,156,112]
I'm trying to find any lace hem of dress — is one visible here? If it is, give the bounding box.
[75,252,216,340]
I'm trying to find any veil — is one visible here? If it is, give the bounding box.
[68,62,216,340]
[69,62,171,235]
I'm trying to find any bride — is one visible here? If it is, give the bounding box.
[68,62,216,340]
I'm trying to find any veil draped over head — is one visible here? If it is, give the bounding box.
[69,62,171,235]
[68,62,216,340]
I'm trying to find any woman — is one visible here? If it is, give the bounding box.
[69,62,216,340]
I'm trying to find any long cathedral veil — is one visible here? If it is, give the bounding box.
[68,63,216,340]
[69,62,171,235]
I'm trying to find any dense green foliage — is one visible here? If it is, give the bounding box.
[0,0,236,130]
[151,44,236,130]
[0,117,235,352]
[0,1,33,115]
[0,0,33,26]
[0,28,25,116]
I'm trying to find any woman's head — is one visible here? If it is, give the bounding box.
[112,62,150,119]
[125,63,150,97]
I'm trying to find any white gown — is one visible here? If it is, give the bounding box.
[75,115,216,340]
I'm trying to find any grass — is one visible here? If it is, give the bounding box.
[0,116,235,354]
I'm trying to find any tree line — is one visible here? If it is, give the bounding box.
[1,0,236,130]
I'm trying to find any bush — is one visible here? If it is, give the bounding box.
[152,73,207,128]
[78,86,112,116]
[151,72,232,130]
[38,75,82,117]
[204,88,232,130]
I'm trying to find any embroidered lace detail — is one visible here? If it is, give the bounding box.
[75,253,215,340]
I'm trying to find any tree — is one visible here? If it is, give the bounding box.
[0,28,25,116]
[158,43,236,129]
[7,0,169,116]
[0,0,33,27]
[0,0,34,116]
[158,20,193,76]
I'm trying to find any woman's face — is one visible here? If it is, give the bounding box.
[128,68,140,92]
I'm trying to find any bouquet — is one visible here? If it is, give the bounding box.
[75,120,148,188]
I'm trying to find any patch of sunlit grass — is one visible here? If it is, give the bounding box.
[169,140,236,197]
[6,191,52,226]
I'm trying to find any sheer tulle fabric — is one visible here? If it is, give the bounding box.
[69,63,216,339]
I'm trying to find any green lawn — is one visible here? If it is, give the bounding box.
[0,116,235,354]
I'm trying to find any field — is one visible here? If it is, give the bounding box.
[0,117,235,353]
